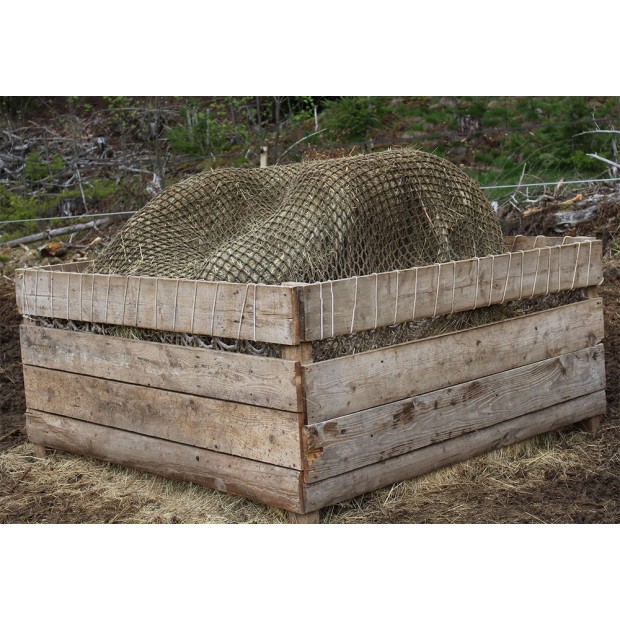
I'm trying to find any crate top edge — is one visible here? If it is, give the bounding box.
[14,235,600,291]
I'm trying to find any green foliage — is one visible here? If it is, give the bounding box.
[167,100,250,156]
[103,96,138,133]
[0,178,117,243]
[0,96,44,119]
[0,186,41,238]
[24,152,64,181]
[323,97,388,141]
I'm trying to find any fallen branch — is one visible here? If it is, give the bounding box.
[553,204,600,228]
[586,152,619,172]
[1,218,110,248]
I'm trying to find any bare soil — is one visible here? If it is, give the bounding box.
[1,186,619,524]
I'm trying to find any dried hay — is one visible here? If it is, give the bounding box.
[0,443,288,524]
[89,148,508,360]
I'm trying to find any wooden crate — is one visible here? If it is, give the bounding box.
[15,236,607,522]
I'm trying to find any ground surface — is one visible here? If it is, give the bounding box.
[1,187,619,524]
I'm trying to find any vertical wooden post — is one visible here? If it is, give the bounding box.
[288,510,320,524]
[260,146,269,168]
[579,283,602,434]
[281,285,317,522]
[32,444,47,458]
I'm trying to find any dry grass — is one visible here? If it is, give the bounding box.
[0,443,289,524]
[2,411,615,524]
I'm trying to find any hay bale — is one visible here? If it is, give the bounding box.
[90,149,507,359]
[93,149,506,282]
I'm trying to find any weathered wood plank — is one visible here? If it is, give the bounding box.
[21,261,94,273]
[288,510,320,524]
[23,366,302,469]
[505,235,595,251]
[304,345,605,481]
[15,269,299,345]
[32,444,47,458]
[26,410,304,513]
[299,239,602,340]
[303,298,604,422]
[303,390,607,513]
[20,325,301,412]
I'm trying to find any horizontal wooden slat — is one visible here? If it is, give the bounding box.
[303,298,604,422]
[15,269,299,345]
[505,235,596,251]
[304,345,605,481]
[303,390,606,513]
[299,239,602,340]
[20,325,301,412]
[22,260,94,273]
[23,366,302,469]
[26,410,303,513]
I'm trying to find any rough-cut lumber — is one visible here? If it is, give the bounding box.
[26,410,304,513]
[23,366,302,469]
[303,298,604,422]
[20,325,301,412]
[15,269,300,345]
[21,261,94,273]
[32,444,47,458]
[303,390,607,513]
[304,345,605,481]
[288,511,320,524]
[298,239,602,341]
[504,235,596,251]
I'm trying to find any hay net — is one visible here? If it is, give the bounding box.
[92,149,507,358]
[93,149,505,283]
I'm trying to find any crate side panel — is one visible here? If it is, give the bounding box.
[20,325,301,412]
[300,240,603,340]
[303,390,607,513]
[305,345,605,481]
[27,410,304,513]
[16,270,299,345]
[303,298,604,422]
[23,366,302,469]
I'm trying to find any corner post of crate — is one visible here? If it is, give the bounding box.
[280,284,317,523]
[578,247,603,435]
[287,510,320,524]
[280,283,312,366]
[32,444,48,458]
[578,274,603,435]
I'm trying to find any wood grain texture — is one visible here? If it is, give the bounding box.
[15,269,299,345]
[505,235,596,251]
[20,325,301,412]
[26,410,304,513]
[23,366,302,469]
[304,345,605,481]
[303,390,607,512]
[298,239,602,341]
[303,298,604,422]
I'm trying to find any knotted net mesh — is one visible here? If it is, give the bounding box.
[92,149,508,359]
